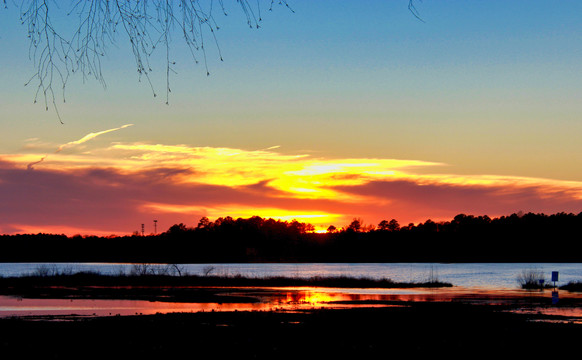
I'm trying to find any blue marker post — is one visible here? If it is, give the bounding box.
[551,271,560,305]
[551,271,559,289]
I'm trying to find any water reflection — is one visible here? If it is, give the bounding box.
[2,286,582,321]
[0,296,275,317]
[0,287,417,317]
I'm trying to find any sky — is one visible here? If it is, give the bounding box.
[1,0,582,236]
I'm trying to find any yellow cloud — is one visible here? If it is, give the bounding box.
[5,137,582,236]
[112,143,441,199]
[6,140,582,226]
[8,141,582,203]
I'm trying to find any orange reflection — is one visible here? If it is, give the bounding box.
[284,291,345,305]
[4,287,582,321]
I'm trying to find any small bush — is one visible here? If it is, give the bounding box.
[517,269,548,289]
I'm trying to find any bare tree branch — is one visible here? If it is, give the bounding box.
[408,0,424,22]
[13,0,293,120]
[8,0,422,121]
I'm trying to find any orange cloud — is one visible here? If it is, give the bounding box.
[2,140,582,235]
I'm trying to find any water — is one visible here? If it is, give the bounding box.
[1,262,581,289]
[1,262,582,318]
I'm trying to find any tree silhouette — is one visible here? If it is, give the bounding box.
[377,220,390,231]
[347,218,362,232]
[3,212,582,262]
[378,219,400,232]
[196,216,211,229]
[326,225,337,233]
[387,219,400,232]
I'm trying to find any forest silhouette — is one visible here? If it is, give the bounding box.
[1,212,581,262]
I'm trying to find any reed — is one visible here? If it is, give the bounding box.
[2,265,453,289]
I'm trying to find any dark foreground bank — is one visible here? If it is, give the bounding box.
[1,303,580,358]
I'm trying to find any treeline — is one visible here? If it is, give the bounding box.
[1,212,582,262]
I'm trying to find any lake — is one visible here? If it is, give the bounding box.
[1,262,581,289]
[1,262,582,318]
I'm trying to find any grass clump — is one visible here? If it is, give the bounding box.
[516,269,551,290]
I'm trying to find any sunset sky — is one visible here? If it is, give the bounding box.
[1,1,582,235]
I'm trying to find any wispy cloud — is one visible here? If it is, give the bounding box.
[26,124,134,170]
[55,124,134,153]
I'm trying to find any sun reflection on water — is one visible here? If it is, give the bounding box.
[3,286,582,321]
[284,291,344,305]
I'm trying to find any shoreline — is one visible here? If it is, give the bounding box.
[1,302,582,357]
[2,273,582,357]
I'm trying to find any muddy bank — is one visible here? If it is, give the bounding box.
[1,303,581,358]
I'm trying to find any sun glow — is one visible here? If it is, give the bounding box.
[142,202,341,231]
[5,137,582,235]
